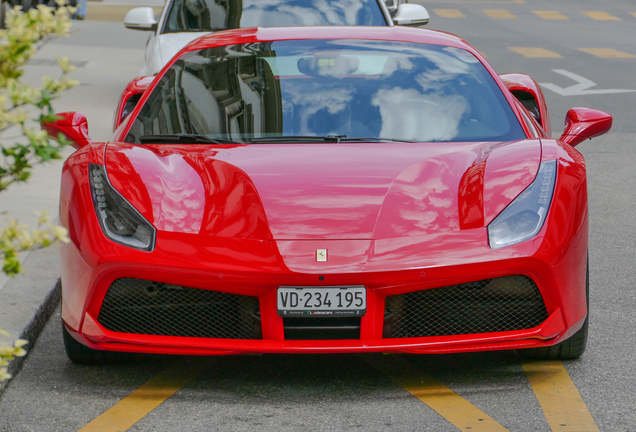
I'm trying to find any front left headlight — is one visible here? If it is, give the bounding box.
[488,160,557,249]
[89,163,156,251]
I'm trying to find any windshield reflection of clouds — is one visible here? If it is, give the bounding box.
[369,48,483,142]
[282,82,354,135]
[373,88,468,142]
[130,39,523,144]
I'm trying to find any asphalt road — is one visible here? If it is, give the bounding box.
[2,0,636,431]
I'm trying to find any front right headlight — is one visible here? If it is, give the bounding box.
[89,163,156,251]
[488,160,557,249]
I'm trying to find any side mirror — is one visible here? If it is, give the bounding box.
[124,7,158,32]
[560,108,612,147]
[42,112,92,150]
[393,4,430,26]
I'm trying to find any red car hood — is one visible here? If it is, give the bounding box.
[104,140,541,241]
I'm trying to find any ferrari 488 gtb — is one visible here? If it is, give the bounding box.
[45,26,612,363]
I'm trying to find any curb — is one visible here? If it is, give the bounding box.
[0,279,61,398]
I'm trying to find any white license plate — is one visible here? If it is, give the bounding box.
[277,286,366,317]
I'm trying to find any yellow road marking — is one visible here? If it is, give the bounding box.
[533,10,569,20]
[86,5,163,22]
[522,361,599,432]
[78,359,210,432]
[484,9,517,19]
[434,8,466,18]
[582,11,620,21]
[365,355,510,432]
[579,48,635,58]
[509,47,562,58]
[631,13,636,19]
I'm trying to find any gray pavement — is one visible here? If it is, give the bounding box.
[0,20,149,391]
[2,0,636,430]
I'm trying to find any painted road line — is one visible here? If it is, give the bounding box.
[86,5,162,22]
[78,359,211,432]
[484,9,517,19]
[522,361,599,432]
[582,11,620,21]
[434,9,466,18]
[509,47,562,58]
[533,10,569,20]
[541,69,636,96]
[632,13,636,19]
[579,48,635,59]
[365,355,510,432]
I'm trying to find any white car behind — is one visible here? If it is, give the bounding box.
[124,0,429,76]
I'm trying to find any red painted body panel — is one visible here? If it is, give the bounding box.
[58,26,601,356]
[59,137,588,355]
[103,140,540,240]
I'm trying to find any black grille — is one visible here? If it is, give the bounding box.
[383,276,548,338]
[98,278,261,339]
[283,317,361,340]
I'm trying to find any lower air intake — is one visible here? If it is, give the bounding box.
[98,278,261,339]
[383,275,548,338]
[283,317,361,340]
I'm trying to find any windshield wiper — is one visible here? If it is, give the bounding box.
[139,134,241,145]
[249,135,346,143]
[338,137,412,143]
[249,135,411,144]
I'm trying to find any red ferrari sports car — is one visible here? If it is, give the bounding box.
[45,26,612,363]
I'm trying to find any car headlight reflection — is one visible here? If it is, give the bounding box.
[89,164,156,251]
[488,160,557,249]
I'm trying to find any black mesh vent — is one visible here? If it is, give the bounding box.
[383,275,548,338]
[98,278,262,339]
[283,317,361,340]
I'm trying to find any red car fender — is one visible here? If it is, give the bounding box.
[535,138,588,340]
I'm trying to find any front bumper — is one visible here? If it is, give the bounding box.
[61,221,588,355]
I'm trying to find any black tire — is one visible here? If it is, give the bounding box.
[517,259,589,360]
[62,323,122,364]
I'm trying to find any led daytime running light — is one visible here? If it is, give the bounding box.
[488,160,557,249]
[89,164,156,251]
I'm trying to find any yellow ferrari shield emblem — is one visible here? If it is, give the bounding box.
[316,249,327,262]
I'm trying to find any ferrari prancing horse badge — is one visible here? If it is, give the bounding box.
[316,249,327,262]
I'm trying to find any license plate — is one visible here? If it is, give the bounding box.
[277,286,366,317]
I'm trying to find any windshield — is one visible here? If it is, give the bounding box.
[163,0,387,33]
[125,40,525,144]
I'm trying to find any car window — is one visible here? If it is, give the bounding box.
[163,0,387,33]
[126,40,525,143]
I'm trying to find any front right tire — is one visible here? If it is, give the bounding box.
[62,322,122,364]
